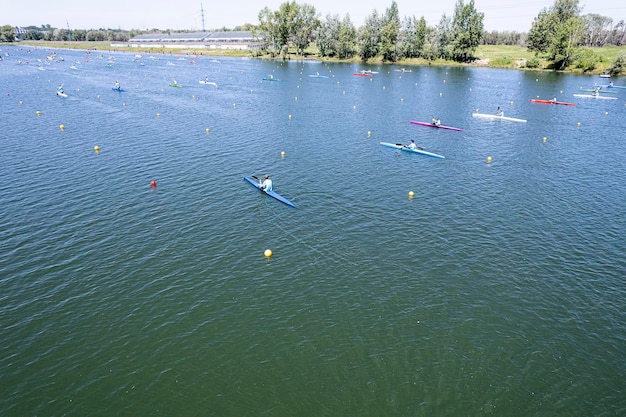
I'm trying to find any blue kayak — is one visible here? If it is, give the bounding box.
[380,142,445,159]
[112,88,125,92]
[243,177,297,208]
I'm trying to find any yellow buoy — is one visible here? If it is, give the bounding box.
[408,191,414,198]
[510,101,514,105]
[439,92,442,96]
[264,249,272,258]
[19,101,23,105]
[288,114,292,119]
[157,113,160,117]
[94,145,100,152]
[487,156,492,164]
[577,122,581,127]
[605,111,608,115]
[233,103,236,107]
[367,131,371,137]
[543,137,547,142]
[60,124,65,130]
[205,128,210,133]
[281,151,285,158]
[36,111,41,116]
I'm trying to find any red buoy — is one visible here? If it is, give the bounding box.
[150,180,157,187]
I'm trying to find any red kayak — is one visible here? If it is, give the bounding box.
[530,99,576,106]
[410,120,463,132]
[353,72,372,77]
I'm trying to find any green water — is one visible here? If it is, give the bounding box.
[1,46,625,416]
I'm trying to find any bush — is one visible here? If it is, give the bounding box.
[572,48,604,72]
[525,56,541,68]
[609,52,626,76]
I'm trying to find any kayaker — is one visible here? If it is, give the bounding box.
[406,139,417,150]
[435,117,441,127]
[259,174,273,192]
[114,80,120,90]
[609,81,614,87]
[496,107,504,116]
[57,84,64,94]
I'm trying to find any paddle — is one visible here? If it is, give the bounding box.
[252,175,269,191]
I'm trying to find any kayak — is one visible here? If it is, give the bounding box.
[111,88,125,92]
[379,142,445,159]
[530,99,575,106]
[199,81,218,87]
[169,83,182,88]
[309,74,329,78]
[353,72,372,77]
[573,94,617,100]
[56,91,68,97]
[262,77,281,82]
[243,176,297,208]
[410,120,463,131]
[597,84,626,89]
[578,88,616,94]
[472,113,527,123]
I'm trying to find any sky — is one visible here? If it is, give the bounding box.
[4,0,626,33]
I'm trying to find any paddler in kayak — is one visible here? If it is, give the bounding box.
[259,174,273,192]
[406,139,418,150]
[114,80,121,90]
[495,106,504,116]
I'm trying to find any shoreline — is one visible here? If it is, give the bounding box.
[10,41,625,76]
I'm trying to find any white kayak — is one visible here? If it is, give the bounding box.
[573,94,617,100]
[472,113,527,123]
[199,81,218,87]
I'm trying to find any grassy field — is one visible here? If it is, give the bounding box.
[16,41,626,75]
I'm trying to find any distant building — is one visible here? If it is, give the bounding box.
[113,31,264,50]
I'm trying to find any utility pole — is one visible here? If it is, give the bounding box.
[200,3,206,32]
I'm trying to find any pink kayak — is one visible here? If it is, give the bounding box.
[410,120,463,132]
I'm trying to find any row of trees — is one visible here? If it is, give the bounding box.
[255,0,484,63]
[14,25,130,42]
[254,0,624,70]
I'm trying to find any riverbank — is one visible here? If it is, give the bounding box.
[13,40,626,76]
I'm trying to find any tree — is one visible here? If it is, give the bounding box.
[450,0,484,62]
[337,14,357,59]
[380,1,400,62]
[357,10,381,61]
[0,25,16,42]
[399,16,427,59]
[292,3,320,55]
[527,0,584,69]
[581,14,613,46]
[316,14,341,57]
